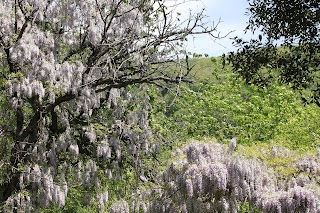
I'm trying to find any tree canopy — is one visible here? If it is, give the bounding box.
[227,0,320,103]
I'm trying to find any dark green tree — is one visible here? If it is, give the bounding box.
[226,0,320,104]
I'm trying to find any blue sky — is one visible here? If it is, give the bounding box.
[172,0,256,56]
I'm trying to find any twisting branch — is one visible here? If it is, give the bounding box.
[0,0,225,210]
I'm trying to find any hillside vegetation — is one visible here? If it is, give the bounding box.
[154,57,320,150]
[101,57,320,212]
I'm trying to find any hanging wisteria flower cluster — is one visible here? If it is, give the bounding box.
[125,141,320,213]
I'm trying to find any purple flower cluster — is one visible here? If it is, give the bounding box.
[137,142,320,213]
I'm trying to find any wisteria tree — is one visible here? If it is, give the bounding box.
[0,0,221,211]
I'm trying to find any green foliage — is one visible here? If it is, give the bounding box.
[274,103,320,149]
[42,187,98,213]
[153,57,320,150]
[189,57,223,81]
[246,0,319,42]
[238,200,262,213]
